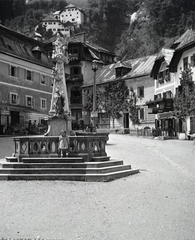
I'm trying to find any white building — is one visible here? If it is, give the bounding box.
[59,4,86,27]
[34,14,71,37]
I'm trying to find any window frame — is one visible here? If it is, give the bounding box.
[40,98,47,110]
[40,75,46,85]
[26,70,33,81]
[137,86,144,98]
[9,65,18,78]
[26,95,34,108]
[10,92,19,105]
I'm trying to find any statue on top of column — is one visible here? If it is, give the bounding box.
[50,33,70,118]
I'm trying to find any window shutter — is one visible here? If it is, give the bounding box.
[137,87,140,97]
[16,67,19,77]
[9,65,11,76]
[9,93,12,104]
[163,92,166,99]
[31,71,34,81]
[17,95,20,105]
[32,97,35,108]
[25,69,27,79]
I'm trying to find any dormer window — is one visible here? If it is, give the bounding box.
[32,46,42,60]
[115,67,131,78]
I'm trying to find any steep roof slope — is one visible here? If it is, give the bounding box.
[83,55,156,87]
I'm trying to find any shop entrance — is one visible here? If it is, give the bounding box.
[10,111,20,125]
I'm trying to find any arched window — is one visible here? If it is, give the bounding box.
[71,86,82,104]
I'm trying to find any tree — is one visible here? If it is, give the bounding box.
[104,81,129,127]
[174,67,195,120]
[128,87,139,125]
[36,24,53,40]
[84,81,129,128]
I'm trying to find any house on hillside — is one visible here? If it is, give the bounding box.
[0,24,53,135]
[59,4,89,28]
[34,4,89,38]
[34,14,72,37]
[82,55,156,131]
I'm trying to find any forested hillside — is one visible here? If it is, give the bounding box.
[1,0,195,60]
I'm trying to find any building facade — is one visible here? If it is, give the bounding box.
[0,24,53,135]
[147,30,195,138]
[82,55,156,131]
[59,4,87,27]
[34,15,72,37]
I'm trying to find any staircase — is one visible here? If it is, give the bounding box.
[0,156,139,182]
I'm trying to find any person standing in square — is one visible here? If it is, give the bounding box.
[59,130,69,157]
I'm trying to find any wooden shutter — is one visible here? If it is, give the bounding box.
[32,97,35,108]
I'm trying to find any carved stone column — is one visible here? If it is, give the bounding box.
[45,33,72,136]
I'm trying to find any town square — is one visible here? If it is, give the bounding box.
[0,134,195,239]
[0,0,195,239]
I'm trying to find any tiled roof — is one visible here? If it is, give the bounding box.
[174,29,195,50]
[85,42,115,55]
[155,48,174,65]
[0,24,52,68]
[42,14,57,21]
[122,55,157,78]
[83,55,156,87]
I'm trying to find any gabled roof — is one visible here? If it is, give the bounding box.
[34,14,63,27]
[0,24,52,68]
[169,29,195,72]
[115,61,132,69]
[84,42,115,55]
[171,29,195,50]
[43,31,65,44]
[60,4,84,14]
[155,48,174,64]
[42,14,57,21]
[64,21,74,27]
[83,55,156,87]
[122,55,157,79]
[151,48,174,78]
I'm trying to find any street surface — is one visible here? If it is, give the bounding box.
[0,134,194,239]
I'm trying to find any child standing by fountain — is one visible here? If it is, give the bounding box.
[59,130,69,157]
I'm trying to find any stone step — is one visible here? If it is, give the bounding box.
[0,169,139,182]
[0,160,124,169]
[0,165,131,175]
[21,157,84,163]
[92,156,110,162]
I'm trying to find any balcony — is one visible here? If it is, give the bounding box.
[157,73,170,85]
[146,97,173,114]
[69,53,81,64]
[66,74,83,83]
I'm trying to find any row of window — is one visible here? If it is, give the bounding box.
[154,91,173,100]
[183,54,195,70]
[61,14,79,17]
[10,93,47,110]
[9,65,49,85]
[62,9,79,12]
[50,28,69,32]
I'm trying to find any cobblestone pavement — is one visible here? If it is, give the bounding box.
[0,135,195,240]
